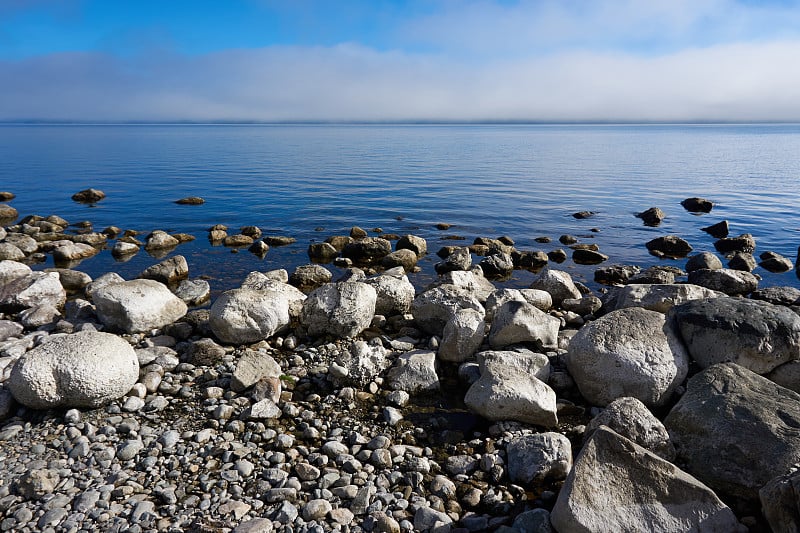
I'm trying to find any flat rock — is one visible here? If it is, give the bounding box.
[665,363,800,503]
[567,307,688,407]
[175,196,204,205]
[8,331,139,409]
[669,297,800,374]
[52,242,100,264]
[551,426,742,533]
[93,279,188,333]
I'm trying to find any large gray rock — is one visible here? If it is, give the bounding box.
[0,260,31,286]
[687,268,758,295]
[566,307,688,407]
[301,282,377,338]
[507,432,572,485]
[669,297,800,374]
[231,350,282,392]
[411,284,484,336]
[427,270,496,302]
[209,288,293,344]
[138,255,189,286]
[464,361,557,427]
[584,397,675,461]
[437,308,485,363]
[8,332,139,409]
[341,237,392,265]
[485,288,552,321]
[760,469,800,533]
[93,279,188,334]
[766,360,800,394]
[289,264,332,294]
[530,269,581,307]
[488,300,560,350]
[52,242,100,264]
[386,350,439,393]
[363,269,415,316]
[0,271,66,312]
[551,426,743,533]
[603,283,721,314]
[239,273,306,317]
[665,363,800,503]
[332,340,392,388]
[0,243,24,261]
[173,279,211,307]
[477,349,550,383]
[685,251,724,272]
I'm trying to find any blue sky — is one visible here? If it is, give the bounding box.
[2,0,800,121]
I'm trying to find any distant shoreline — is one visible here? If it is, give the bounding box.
[2,120,800,126]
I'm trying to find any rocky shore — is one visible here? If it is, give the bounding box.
[1,192,800,532]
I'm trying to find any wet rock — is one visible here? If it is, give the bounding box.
[93,279,188,333]
[301,282,377,338]
[567,307,689,407]
[681,197,714,213]
[224,234,254,247]
[760,251,794,273]
[52,242,100,264]
[0,271,66,312]
[434,247,472,274]
[636,207,665,226]
[263,235,296,246]
[687,268,758,295]
[0,192,14,201]
[386,350,439,393]
[289,264,332,294]
[513,250,549,271]
[175,196,204,205]
[665,363,800,503]
[669,297,800,374]
[728,251,756,272]
[112,241,140,257]
[173,279,211,306]
[645,235,693,259]
[559,234,578,245]
[479,252,514,279]
[412,284,484,336]
[381,248,418,271]
[530,269,581,307]
[396,235,427,256]
[8,331,139,409]
[71,188,106,203]
[438,308,485,363]
[714,233,756,255]
[144,230,179,251]
[584,397,675,461]
[572,248,608,265]
[685,251,723,272]
[209,288,296,344]
[0,242,24,261]
[507,432,572,485]
[308,242,338,263]
[594,264,641,285]
[551,426,742,533]
[138,255,189,286]
[364,268,415,316]
[603,283,721,313]
[488,300,560,350]
[572,211,595,219]
[342,237,392,265]
[701,219,729,238]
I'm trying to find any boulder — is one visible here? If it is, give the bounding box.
[437,308,485,363]
[209,288,293,344]
[479,252,514,279]
[0,271,66,312]
[386,350,439,393]
[19,304,61,329]
[138,255,189,286]
[464,359,557,427]
[685,252,723,272]
[8,331,139,409]
[664,363,800,503]
[332,340,392,388]
[636,207,665,226]
[308,242,338,263]
[760,469,800,533]
[341,237,392,265]
[765,361,800,394]
[71,188,106,203]
[760,251,794,273]
[728,251,756,272]
[714,233,756,255]
[0,243,24,261]
[603,283,721,313]
[112,241,140,258]
[477,349,550,383]
[47,268,92,293]
[173,279,211,307]
[513,250,549,272]
[144,230,179,251]
[231,350,282,392]
[175,196,204,205]
[0,204,18,221]
[52,242,100,264]
[645,235,692,259]
[93,279,188,334]
[186,338,227,366]
[224,234,254,247]
[396,235,427,256]
[551,426,742,533]
[363,269,415,317]
[0,320,23,342]
[530,269,581,307]
[752,285,800,307]
[627,266,676,285]
[561,295,602,316]
[507,432,572,485]
[687,268,758,295]
[594,264,640,285]
[584,396,675,461]
[411,284,484,336]
[0,260,31,286]
[5,233,36,254]
[289,264,332,294]
[301,282,376,338]
[701,219,730,238]
[669,297,800,374]
[681,197,714,213]
[566,307,688,407]
[572,248,608,265]
[85,272,126,299]
[381,249,418,271]
[434,247,472,274]
[427,270,496,302]
[488,301,560,350]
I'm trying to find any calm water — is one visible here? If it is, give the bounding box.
[1,123,799,296]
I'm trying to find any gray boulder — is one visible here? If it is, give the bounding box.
[52,242,100,264]
[488,300,560,350]
[507,432,572,485]
[381,248,418,271]
[438,308,485,363]
[428,269,496,302]
[8,332,139,409]
[0,260,31,286]
[0,271,66,312]
[93,279,188,334]
[751,286,800,306]
[688,268,758,295]
[396,234,427,256]
[665,363,800,503]
[386,350,439,393]
[477,349,550,383]
[0,243,24,261]
[173,279,211,307]
[231,350,282,392]
[411,284,484,336]
[485,288,552,321]
[766,361,800,394]
[669,297,800,374]
[364,269,415,316]
[434,247,472,274]
[584,396,675,461]
[341,237,392,265]
[760,469,800,533]
[530,269,581,307]
[567,307,688,407]
[333,340,392,388]
[603,283,721,313]
[685,251,723,272]
[144,230,179,251]
[289,264,332,294]
[551,426,742,533]
[209,288,293,344]
[138,255,189,286]
[301,282,377,338]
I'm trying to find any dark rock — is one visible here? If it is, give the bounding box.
[759,251,794,273]
[728,252,756,272]
[547,249,567,263]
[751,286,800,306]
[535,236,551,243]
[687,268,758,295]
[240,226,262,239]
[289,264,332,294]
[249,240,269,256]
[308,242,337,263]
[0,192,15,201]
[175,197,204,205]
[645,235,693,259]
[664,363,800,503]
[325,235,353,251]
[594,264,641,285]
[685,252,723,272]
[559,234,578,245]
[627,266,676,285]
[479,252,514,279]
[760,469,800,533]
[701,220,729,238]
[71,188,106,203]
[350,226,368,239]
[635,207,665,226]
[435,223,451,230]
[572,248,608,265]
[680,197,713,213]
[572,211,595,219]
[714,233,756,255]
[435,247,472,274]
[381,249,418,272]
[223,234,254,247]
[396,235,427,256]
[262,236,297,246]
[512,250,549,272]
[138,255,189,286]
[342,237,392,265]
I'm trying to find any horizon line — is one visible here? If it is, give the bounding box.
[2,119,800,126]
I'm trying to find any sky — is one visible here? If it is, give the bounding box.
[2,0,800,122]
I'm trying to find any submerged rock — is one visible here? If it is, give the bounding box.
[645,235,693,259]
[71,188,106,203]
[636,206,665,226]
[175,196,204,205]
[681,197,714,213]
[701,219,729,238]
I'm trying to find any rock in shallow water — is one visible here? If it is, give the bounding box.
[8,331,139,409]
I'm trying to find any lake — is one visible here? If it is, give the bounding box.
[1,123,799,296]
